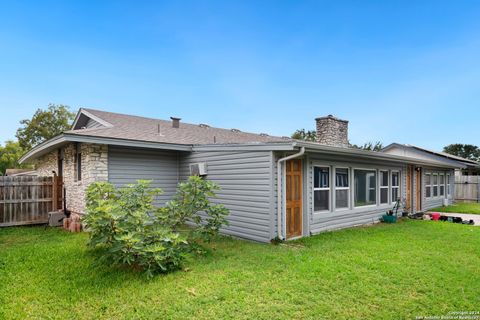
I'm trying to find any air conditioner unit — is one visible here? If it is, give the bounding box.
[190,162,207,176]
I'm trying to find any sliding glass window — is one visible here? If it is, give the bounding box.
[391,171,400,203]
[379,171,389,204]
[425,174,432,198]
[433,174,438,197]
[314,167,330,212]
[335,168,349,209]
[354,169,377,207]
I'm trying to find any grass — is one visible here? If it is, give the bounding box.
[430,202,480,214]
[1,221,480,319]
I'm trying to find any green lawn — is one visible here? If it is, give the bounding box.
[1,221,480,319]
[431,202,480,214]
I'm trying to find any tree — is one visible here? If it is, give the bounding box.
[0,140,32,175]
[350,141,384,151]
[16,104,75,150]
[443,144,480,162]
[291,128,383,151]
[291,129,317,141]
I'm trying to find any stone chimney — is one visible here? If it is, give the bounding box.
[315,115,349,148]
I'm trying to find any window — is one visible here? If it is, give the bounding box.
[74,143,82,181]
[391,171,400,202]
[335,168,349,209]
[439,174,445,196]
[425,174,431,198]
[433,174,438,197]
[447,174,451,196]
[314,167,330,211]
[380,171,389,204]
[354,169,376,207]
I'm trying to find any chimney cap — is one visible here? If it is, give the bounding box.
[315,115,348,123]
[170,117,181,128]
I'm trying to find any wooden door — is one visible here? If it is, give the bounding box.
[415,168,422,212]
[286,159,302,239]
[406,165,412,213]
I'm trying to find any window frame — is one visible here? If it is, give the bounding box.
[334,167,350,211]
[432,173,438,197]
[74,143,82,182]
[353,168,378,209]
[313,165,331,213]
[379,170,389,205]
[439,173,445,197]
[446,173,451,197]
[425,173,432,198]
[391,171,400,204]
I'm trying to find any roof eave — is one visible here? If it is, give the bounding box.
[296,141,465,169]
[19,133,193,163]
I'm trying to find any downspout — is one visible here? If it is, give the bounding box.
[276,146,305,240]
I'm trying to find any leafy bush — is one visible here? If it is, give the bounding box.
[83,176,229,276]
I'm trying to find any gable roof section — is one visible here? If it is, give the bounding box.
[382,143,480,168]
[71,109,113,130]
[67,108,291,145]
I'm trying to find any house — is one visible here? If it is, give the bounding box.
[20,109,463,242]
[382,143,480,176]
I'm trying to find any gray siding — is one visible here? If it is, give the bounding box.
[108,146,180,205]
[179,151,275,243]
[85,118,104,129]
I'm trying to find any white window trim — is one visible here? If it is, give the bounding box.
[447,173,451,197]
[379,170,389,205]
[425,173,432,198]
[439,173,445,197]
[391,170,400,203]
[334,167,350,211]
[313,165,331,213]
[432,173,439,198]
[353,168,378,209]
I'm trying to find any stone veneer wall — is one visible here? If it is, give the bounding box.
[34,143,108,214]
[315,115,349,148]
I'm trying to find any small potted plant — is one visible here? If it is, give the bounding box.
[382,210,397,223]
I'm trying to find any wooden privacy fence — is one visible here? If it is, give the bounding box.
[455,175,480,202]
[0,176,63,227]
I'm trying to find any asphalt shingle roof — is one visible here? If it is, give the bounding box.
[66,108,291,145]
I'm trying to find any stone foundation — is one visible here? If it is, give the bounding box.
[34,143,108,214]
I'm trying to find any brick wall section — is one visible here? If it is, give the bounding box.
[315,115,349,148]
[34,143,108,214]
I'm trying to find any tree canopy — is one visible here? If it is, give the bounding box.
[16,104,75,150]
[443,144,480,162]
[291,129,317,142]
[350,141,384,151]
[291,128,383,151]
[0,141,32,175]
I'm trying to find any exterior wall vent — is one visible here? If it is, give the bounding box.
[190,162,208,176]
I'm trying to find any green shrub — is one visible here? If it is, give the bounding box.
[83,177,229,276]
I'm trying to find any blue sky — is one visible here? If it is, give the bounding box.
[1,1,480,150]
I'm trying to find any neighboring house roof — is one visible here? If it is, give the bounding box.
[18,108,465,170]
[382,143,480,168]
[4,169,37,176]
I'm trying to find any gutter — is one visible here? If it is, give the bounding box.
[276,146,305,240]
